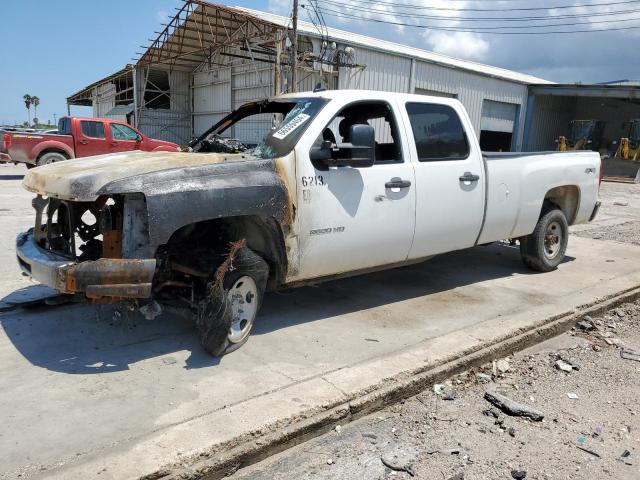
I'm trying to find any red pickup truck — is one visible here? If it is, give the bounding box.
[1,117,180,167]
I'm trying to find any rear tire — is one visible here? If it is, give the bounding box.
[36,151,67,167]
[520,208,568,272]
[196,247,269,356]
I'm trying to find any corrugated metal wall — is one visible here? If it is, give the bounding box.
[135,68,192,145]
[524,95,577,151]
[92,84,116,118]
[336,46,529,150]
[192,44,325,143]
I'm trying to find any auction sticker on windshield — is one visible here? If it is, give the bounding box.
[272,113,311,140]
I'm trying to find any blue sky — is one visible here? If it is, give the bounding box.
[1,1,638,126]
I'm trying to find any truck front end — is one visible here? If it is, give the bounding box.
[16,192,155,301]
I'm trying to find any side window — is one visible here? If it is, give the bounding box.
[80,121,105,139]
[405,103,469,161]
[315,101,403,164]
[111,124,139,141]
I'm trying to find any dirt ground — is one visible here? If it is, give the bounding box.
[227,182,640,480]
[228,300,640,480]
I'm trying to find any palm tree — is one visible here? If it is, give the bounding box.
[32,96,40,124]
[23,94,32,125]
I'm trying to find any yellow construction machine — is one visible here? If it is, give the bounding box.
[603,119,640,183]
[556,120,607,153]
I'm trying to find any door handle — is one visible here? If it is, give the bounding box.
[79,140,88,145]
[110,141,118,146]
[385,179,412,189]
[459,172,480,182]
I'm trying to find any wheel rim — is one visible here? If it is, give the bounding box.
[226,276,258,344]
[543,220,563,260]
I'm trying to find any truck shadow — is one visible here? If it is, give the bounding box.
[0,242,574,374]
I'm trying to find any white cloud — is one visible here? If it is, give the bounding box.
[422,31,489,61]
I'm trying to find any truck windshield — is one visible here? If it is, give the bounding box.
[191,97,328,158]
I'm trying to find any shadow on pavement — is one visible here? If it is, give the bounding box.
[0,243,573,375]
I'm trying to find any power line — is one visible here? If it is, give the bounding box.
[320,0,640,22]
[313,4,640,29]
[356,0,640,12]
[311,7,640,34]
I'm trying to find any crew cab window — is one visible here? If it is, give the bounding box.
[111,124,139,141]
[317,101,403,164]
[80,121,105,139]
[405,103,469,161]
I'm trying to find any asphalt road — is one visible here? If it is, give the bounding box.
[0,163,638,479]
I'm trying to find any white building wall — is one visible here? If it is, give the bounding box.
[135,68,192,145]
[337,46,530,150]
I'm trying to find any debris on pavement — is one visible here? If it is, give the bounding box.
[433,384,445,395]
[380,446,417,476]
[576,445,601,458]
[577,317,596,331]
[476,373,492,383]
[620,347,640,362]
[484,391,544,421]
[139,300,162,320]
[495,358,510,373]
[511,470,527,479]
[443,391,457,401]
[227,299,640,480]
[555,359,574,372]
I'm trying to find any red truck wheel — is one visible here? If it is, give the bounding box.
[37,152,67,167]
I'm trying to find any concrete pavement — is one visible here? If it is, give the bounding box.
[0,163,639,479]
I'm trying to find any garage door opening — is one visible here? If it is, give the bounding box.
[480,99,518,152]
[480,130,513,152]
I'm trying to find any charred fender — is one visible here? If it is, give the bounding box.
[96,159,291,251]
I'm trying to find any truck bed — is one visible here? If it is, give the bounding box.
[478,150,601,244]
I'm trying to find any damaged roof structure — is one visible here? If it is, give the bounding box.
[67,0,556,149]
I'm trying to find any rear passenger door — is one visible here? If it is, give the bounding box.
[402,101,485,259]
[75,120,109,157]
[108,123,143,153]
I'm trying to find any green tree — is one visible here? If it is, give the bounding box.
[23,94,32,125]
[32,96,40,122]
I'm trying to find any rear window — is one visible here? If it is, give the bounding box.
[405,103,469,161]
[80,121,105,139]
[58,117,71,135]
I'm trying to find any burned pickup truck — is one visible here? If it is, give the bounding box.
[16,90,602,356]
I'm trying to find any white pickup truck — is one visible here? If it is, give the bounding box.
[16,90,602,356]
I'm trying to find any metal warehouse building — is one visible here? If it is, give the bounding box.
[66,0,553,151]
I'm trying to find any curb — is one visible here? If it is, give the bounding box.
[157,285,640,480]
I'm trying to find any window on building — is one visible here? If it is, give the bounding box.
[144,70,171,110]
[405,102,469,161]
[80,120,105,139]
[111,123,139,141]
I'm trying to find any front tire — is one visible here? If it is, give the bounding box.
[196,247,269,356]
[37,151,67,167]
[520,208,568,272]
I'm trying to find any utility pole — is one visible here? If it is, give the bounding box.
[291,0,298,92]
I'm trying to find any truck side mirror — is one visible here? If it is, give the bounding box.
[309,124,375,168]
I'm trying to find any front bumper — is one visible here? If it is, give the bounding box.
[16,229,156,300]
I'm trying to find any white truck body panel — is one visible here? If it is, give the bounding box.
[281,90,601,282]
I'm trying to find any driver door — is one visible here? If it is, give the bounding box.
[292,98,416,281]
[108,123,143,153]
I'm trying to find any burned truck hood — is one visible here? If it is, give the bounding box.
[23,150,292,250]
[22,150,259,201]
